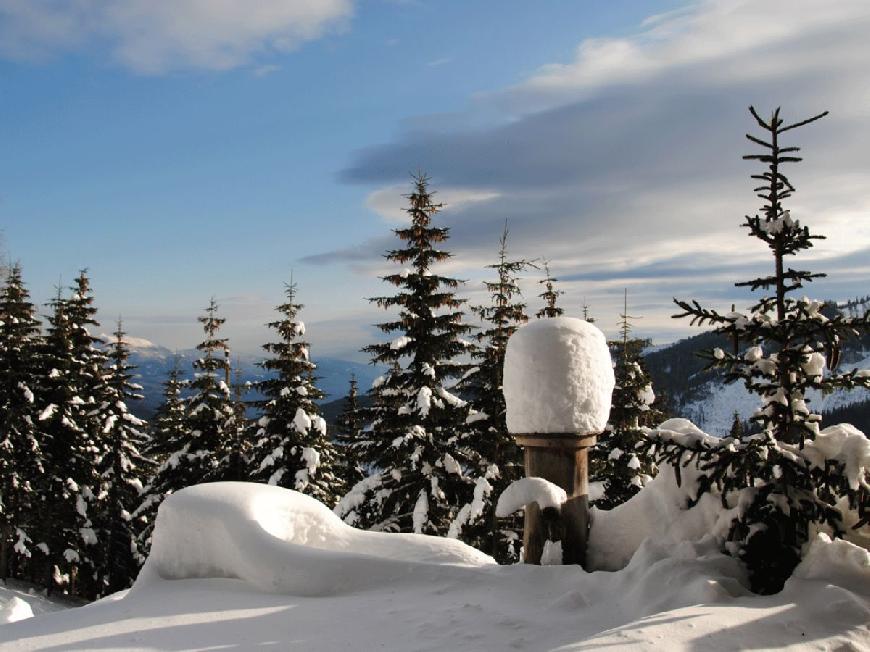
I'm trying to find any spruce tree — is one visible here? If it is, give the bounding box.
[181,298,236,484]
[95,320,150,595]
[0,264,44,580]
[334,375,365,490]
[144,354,188,467]
[35,273,105,595]
[248,281,339,505]
[217,361,250,483]
[591,290,660,509]
[337,174,475,534]
[136,298,234,538]
[135,355,188,552]
[664,107,870,593]
[451,226,531,561]
[536,261,564,318]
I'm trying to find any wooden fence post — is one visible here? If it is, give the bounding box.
[515,433,596,566]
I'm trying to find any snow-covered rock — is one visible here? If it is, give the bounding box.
[503,317,614,434]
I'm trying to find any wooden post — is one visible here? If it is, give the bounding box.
[515,433,596,566]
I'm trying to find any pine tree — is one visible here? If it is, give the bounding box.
[217,361,250,483]
[729,411,745,438]
[35,273,105,595]
[135,355,188,552]
[94,320,150,595]
[451,225,531,561]
[136,298,234,535]
[536,261,564,318]
[0,264,44,581]
[248,281,340,505]
[337,174,475,534]
[666,107,870,593]
[144,355,188,467]
[582,301,594,323]
[592,290,660,509]
[334,375,365,489]
[181,298,236,484]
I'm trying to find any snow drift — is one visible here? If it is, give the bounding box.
[140,482,494,596]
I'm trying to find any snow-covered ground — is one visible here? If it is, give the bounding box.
[1,480,866,651]
[0,580,76,625]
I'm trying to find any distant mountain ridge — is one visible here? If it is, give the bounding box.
[108,335,383,419]
[112,307,870,434]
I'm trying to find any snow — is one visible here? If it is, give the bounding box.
[587,462,736,572]
[0,580,71,626]
[412,490,429,534]
[496,477,567,516]
[389,335,413,350]
[503,317,614,434]
[292,408,311,433]
[802,423,870,491]
[0,598,32,625]
[2,481,868,650]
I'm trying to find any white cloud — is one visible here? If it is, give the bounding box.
[366,184,500,223]
[497,0,870,115]
[333,0,870,344]
[0,0,354,74]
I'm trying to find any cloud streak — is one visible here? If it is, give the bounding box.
[0,0,353,74]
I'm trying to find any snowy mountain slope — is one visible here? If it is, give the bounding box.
[1,482,866,651]
[677,352,870,436]
[644,326,870,435]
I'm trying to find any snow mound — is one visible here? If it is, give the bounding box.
[496,477,567,516]
[142,482,495,596]
[803,423,870,491]
[503,317,614,434]
[792,533,870,594]
[0,597,33,624]
[588,462,736,571]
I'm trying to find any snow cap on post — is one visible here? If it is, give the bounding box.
[503,317,614,434]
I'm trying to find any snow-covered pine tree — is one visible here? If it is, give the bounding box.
[337,174,475,534]
[334,375,365,490]
[135,355,188,552]
[137,298,234,532]
[591,290,660,510]
[536,261,564,319]
[94,320,150,595]
[665,106,870,593]
[0,264,44,581]
[451,225,531,562]
[144,355,187,467]
[35,273,105,595]
[181,298,236,484]
[216,361,250,483]
[248,281,340,505]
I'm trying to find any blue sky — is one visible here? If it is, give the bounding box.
[2,0,868,360]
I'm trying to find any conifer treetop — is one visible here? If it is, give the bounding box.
[536,261,564,319]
